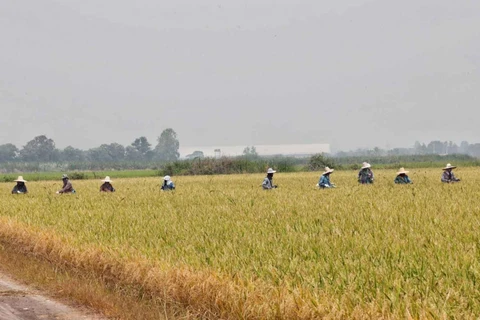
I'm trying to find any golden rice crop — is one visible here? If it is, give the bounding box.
[0,168,479,319]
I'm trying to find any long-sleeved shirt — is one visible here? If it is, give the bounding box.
[318,175,334,188]
[358,168,374,184]
[59,180,75,193]
[161,181,175,191]
[394,175,412,184]
[262,177,276,190]
[12,184,28,194]
[441,170,460,183]
[100,182,115,192]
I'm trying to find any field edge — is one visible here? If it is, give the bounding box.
[0,238,192,319]
[0,216,359,320]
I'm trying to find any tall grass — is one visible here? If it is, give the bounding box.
[0,169,479,318]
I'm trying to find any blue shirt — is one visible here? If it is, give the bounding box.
[161,181,175,190]
[394,175,412,184]
[318,175,333,188]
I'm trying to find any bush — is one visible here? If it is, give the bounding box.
[307,154,337,171]
[69,172,87,180]
[154,157,301,176]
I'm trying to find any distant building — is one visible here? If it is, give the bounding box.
[179,143,330,159]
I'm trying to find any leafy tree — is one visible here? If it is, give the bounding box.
[427,141,446,154]
[131,136,152,160]
[87,143,124,162]
[459,141,469,154]
[19,135,57,162]
[372,147,385,156]
[154,129,180,161]
[446,141,458,154]
[125,145,143,161]
[87,146,112,162]
[308,153,336,171]
[467,143,480,157]
[106,143,125,161]
[242,146,259,158]
[61,146,86,162]
[0,143,19,162]
[414,141,428,155]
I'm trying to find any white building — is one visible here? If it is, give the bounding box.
[180,143,330,159]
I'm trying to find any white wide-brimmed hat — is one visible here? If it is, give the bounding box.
[62,174,68,179]
[361,162,371,169]
[101,176,112,183]
[164,175,171,181]
[267,168,276,174]
[322,167,334,175]
[443,163,457,170]
[14,176,27,182]
[397,167,409,175]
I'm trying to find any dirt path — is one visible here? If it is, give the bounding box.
[0,272,105,320]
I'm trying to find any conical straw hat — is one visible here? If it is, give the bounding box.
[101,176,112,182]
[443,163,456,170]
[322,167,334,175]
[361,162,371,169]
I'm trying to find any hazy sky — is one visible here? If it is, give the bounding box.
[1,0,479,152]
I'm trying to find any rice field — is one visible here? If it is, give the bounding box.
[0,168,479,319]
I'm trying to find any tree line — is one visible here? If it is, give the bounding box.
[335,140,480,158]
[0,129,180,163]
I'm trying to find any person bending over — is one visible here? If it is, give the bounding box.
[441,163,460,183]
[358,162,374,184]
[12,176,28,194]
[262,168,278,190]
[317,167,336,188]
[56,174,76,194]
[161,175,175,191]
[394,168,413,184]
[100,176,115,192]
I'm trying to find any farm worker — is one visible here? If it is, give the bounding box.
[441,163,461,183]
[317,167,335,188]
[11,176,28,194]
[394,168,412,184]
[56,174,76,194]
[161,175,175,191]
[262,168,278,189]
[100,176,115,192]
[358,162,374,184]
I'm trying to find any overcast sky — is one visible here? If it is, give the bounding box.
[1,0,479,152]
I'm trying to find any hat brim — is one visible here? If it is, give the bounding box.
[361,166,371,169]
[396,171,409,175]
[102,180,112,183]
[443,166,456,170]
[14,179,27,182]
[322,169,334,175]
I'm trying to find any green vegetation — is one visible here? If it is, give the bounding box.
[2,153,479,183]
[0,170,159,182]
